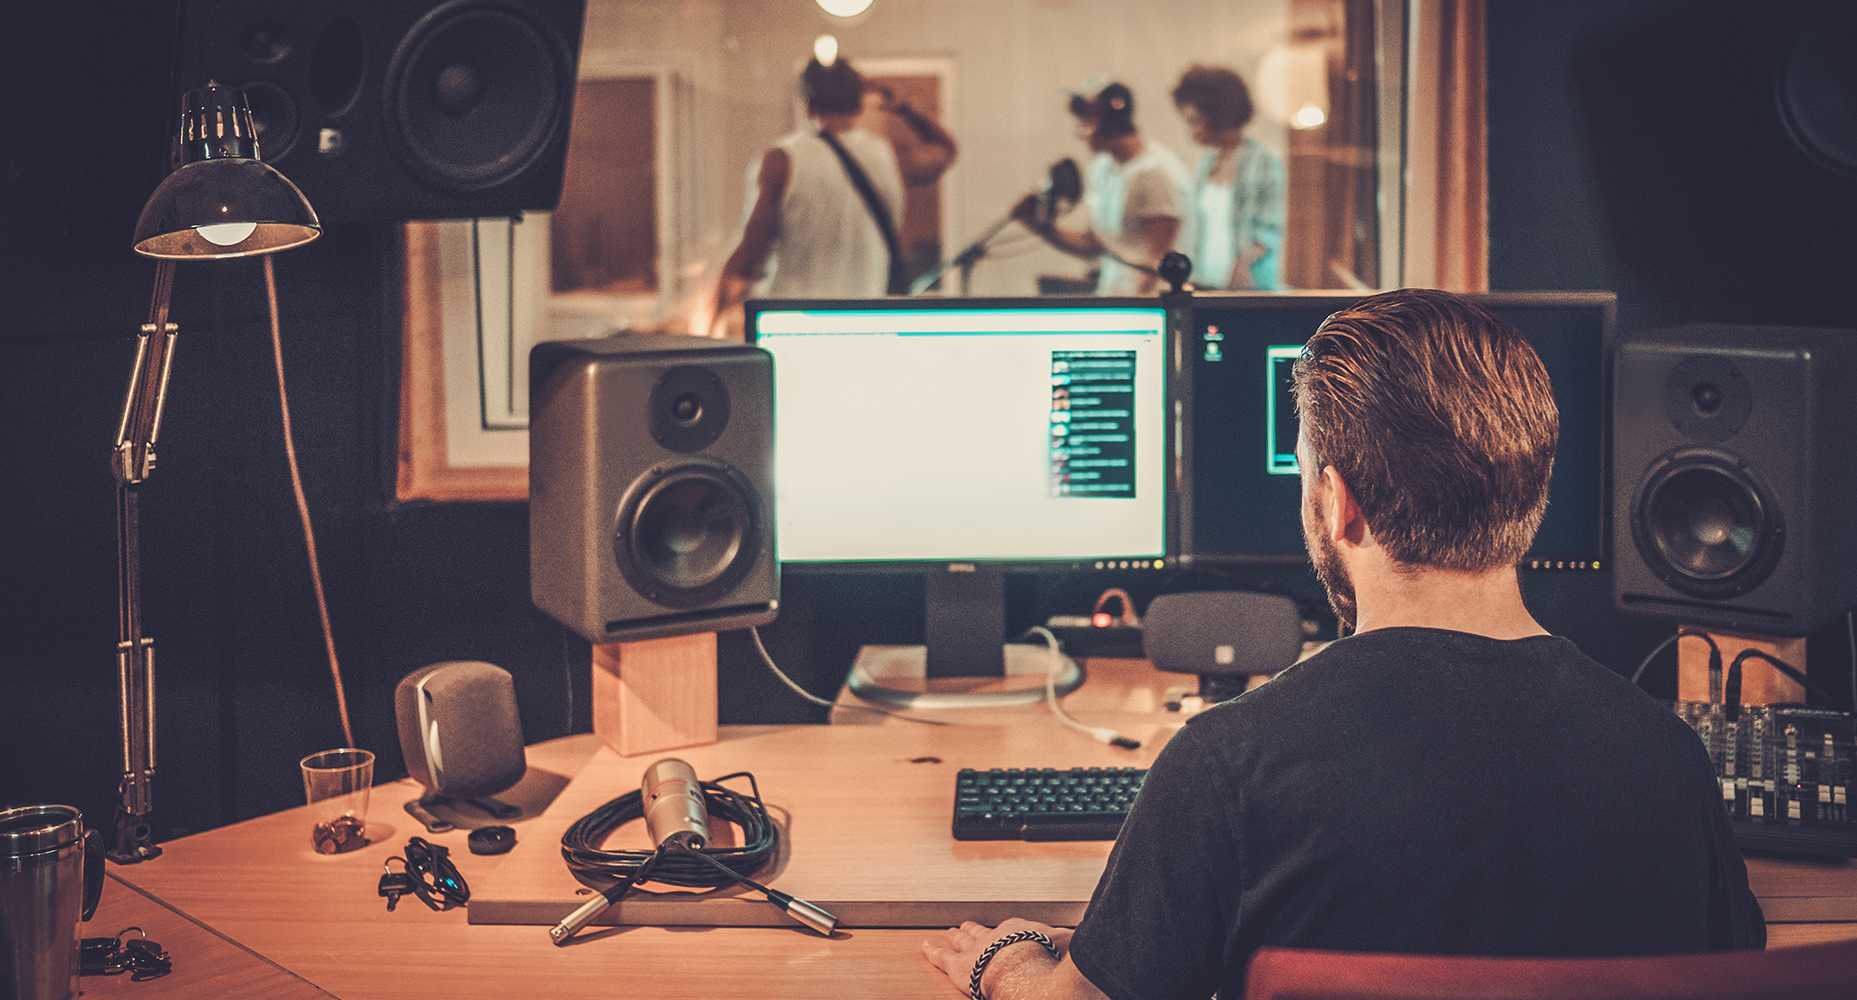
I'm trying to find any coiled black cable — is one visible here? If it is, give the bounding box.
[560,771,777,890]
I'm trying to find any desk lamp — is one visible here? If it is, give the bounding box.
[111,82,320,862]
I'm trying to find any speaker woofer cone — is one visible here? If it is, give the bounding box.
[615,461,761,608]
[1631,449,1784,599]
[384,0,572,192]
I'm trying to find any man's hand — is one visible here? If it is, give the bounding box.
[922,919,1072,998]
[1010,193,1049,230]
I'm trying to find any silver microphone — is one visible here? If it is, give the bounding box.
[550,757,711,946]
[641,758,709,849]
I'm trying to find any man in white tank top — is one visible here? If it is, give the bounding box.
[714,56,958,326]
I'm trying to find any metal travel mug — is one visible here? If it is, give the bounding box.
[0,805,106,1000]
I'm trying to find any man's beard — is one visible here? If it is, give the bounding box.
[1304,493,1358,636]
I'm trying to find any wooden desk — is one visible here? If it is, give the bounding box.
[78,875,328,998]
[100,659,1857,998]
[102,735,959,999]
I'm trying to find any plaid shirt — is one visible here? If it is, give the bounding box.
[1192,137,1285,290]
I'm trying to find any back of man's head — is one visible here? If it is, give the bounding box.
[802,57,863,117]
[1292,289,1559,571]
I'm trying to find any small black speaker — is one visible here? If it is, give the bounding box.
[1613,325,1857,634]
[529,335,779,643]
[394,661,527,799]
[180,0,585,222]
[1144,592,1303,700]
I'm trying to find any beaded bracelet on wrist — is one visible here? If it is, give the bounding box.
[968,929,1061,1000]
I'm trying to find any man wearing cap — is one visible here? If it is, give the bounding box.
[1014,82,1192,295]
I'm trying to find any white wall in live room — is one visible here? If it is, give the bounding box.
[433,0,1401,457]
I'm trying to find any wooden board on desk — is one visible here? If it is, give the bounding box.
[469,721,1177,929]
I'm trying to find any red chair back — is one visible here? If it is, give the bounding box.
[1242,940,1857,1000]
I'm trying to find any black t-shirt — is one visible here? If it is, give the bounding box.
[1068,628,1765,1000]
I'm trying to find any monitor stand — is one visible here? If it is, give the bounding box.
[846,569,1083,710]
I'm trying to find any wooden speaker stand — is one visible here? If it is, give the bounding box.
[591,632,718,756]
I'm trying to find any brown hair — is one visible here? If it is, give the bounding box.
[1171,66,1255,132]
[802,57,863,116]
[1291,289,1559,571]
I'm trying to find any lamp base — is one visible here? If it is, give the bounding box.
[108,805,162,865]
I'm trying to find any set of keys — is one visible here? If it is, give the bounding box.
[376,839,470,912]
[377,858,418,912]
[80,927,173,980]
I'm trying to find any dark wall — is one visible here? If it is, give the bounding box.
[1488,0,1857,704]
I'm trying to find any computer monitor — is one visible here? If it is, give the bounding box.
[747,298,1178,705]
[1182,292,1613,570]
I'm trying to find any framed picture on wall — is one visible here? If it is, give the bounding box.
[397,59,695,502]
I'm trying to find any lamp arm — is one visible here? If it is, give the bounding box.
[109,260,177,864]
[114,261,177,484]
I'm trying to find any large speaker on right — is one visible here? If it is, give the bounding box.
[1613,325,1857,634]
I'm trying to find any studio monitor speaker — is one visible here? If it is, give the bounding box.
[530,335,779,643]
[180,0,585,222]
[1613,325,1857,635]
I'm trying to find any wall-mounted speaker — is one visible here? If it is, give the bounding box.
[180,0,585,222]
[529,335,779,643]
[1613,325,1857,634]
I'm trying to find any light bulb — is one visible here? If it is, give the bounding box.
[813,34,839,66]
[196,221,258,246]
[816,0,874,17]
[1291,104,1328,130]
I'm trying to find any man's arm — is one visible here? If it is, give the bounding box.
[923,723,1240,1000]
[1234,147,1285,290]
[922,920,1106,1000]
[711,147,790,330]
[1124,214,1181,294]
[1010,195,1103,260]
[884,97,959,187]
[1119,165,1185,293]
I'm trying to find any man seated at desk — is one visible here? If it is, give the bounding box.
[923,289,1764,999]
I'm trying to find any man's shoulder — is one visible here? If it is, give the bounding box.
[1131,143,1191,182]
[1185,628,1701,755]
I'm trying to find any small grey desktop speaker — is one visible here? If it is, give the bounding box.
[529,335,779,643]
[1144,592,1303,694]
[394,661,527,799]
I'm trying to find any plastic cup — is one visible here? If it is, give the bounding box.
[300,748,374,854]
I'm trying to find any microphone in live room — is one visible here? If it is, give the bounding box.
[1032,158,1083,223]
[1043,158,1082,209]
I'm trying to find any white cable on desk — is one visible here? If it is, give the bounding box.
[748,626,949,727]
[1027,626,1141,750]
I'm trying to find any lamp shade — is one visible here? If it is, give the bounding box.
[132,82,320,259]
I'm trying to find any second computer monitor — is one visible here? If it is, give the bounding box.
[1185,292,1613,570]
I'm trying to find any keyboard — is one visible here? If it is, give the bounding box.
[951,767,1147,841]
